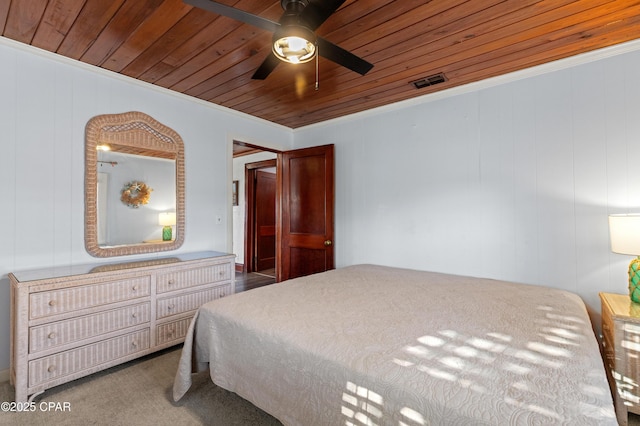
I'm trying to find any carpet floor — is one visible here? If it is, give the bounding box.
[0,346,281,426]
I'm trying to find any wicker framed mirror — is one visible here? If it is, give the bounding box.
[85,111,185,257]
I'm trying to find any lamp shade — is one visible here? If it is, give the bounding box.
[158,212,176,227]
[609,214,640,255]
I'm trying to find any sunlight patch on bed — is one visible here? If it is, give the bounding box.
[389,306,592,422]
[504,396,563,421]
[392,358,415,367]
[342,381,384,426]
[527,341,571,358]
[507,347,563,368]
[438,356,465,370]
[399,407,425,425]
[417,335,444,347]
[511,381,530,392]
[544,312,585,325]
[417,366,457,382]
[503,362,530,375]
[405,345,430,358]
[539,333,578,346]
[487,332,512,342]
[543,326,581,340]
[467,337,507,353]
[452,345,478,358]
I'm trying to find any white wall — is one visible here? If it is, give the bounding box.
[0,37,292,372]
[293,43,640,326]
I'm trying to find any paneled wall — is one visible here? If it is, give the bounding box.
[294,42,640,323]
[0,38,291,372]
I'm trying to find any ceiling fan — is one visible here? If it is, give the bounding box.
[185,0,374,80]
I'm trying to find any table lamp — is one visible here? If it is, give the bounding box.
[609,214,640,303]
[159,212,176,241]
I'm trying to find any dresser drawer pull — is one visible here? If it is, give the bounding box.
[131,340,138,348]
[132,285,138,291]
[168,279,175,285]
[167,304,175,311]
[47,365,56,373]
[47,332,56,340]
[48,300,56,307]
[220,292,225,298]
[132,312,137,319]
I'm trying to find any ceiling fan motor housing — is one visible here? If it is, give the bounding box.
[280,0,310,13]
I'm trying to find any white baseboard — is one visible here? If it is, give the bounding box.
[0,368,9,383]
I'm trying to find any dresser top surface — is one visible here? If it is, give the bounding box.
[10,251,234,283]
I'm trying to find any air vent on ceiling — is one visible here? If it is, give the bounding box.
[411,73,447,89]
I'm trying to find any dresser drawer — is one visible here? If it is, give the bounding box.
[29,276,151,319]
[157,263,231,293]
[156,316,193,345]
[157,284,232,319]
[29,303,151,354]
[28,329,150,387]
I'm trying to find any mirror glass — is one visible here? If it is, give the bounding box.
[85,112,185,257]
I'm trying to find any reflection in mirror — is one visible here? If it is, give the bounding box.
[85,112,185,257]
[97,146,176,245]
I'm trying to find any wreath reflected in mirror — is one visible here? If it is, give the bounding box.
[121,181,153,208]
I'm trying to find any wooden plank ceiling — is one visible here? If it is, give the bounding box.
[2,1,640,129]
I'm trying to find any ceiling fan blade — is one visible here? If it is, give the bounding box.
[252,53,282,80]
[300,0,347,30]
[317,37,373,76]
[185,0,279,33]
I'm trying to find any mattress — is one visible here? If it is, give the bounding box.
[173,264,616,425]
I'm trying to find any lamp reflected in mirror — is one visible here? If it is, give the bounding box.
[159,212,176,241]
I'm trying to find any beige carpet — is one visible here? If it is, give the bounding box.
[0,346,281,426]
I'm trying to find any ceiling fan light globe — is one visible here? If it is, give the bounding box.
[273,36,316,64]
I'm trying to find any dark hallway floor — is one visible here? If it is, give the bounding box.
[235,268,276,292]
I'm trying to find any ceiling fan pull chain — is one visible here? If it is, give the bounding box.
[315,42,319,91]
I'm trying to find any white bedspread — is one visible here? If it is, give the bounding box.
[173,264,616,425]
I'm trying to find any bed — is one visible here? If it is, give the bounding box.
[173,264,616,425]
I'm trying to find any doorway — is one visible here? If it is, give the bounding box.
[232,141,335,283]
[232,141,278,278]
[245,159,277,275]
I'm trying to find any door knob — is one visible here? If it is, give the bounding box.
[324,240,332,246]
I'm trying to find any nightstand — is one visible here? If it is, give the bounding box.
[600,292,640,426]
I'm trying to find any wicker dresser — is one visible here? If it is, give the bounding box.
[9,251,235,403]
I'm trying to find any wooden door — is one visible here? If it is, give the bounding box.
[244,159,276,273]
[255,170,276,270]
[277,144,334,281]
